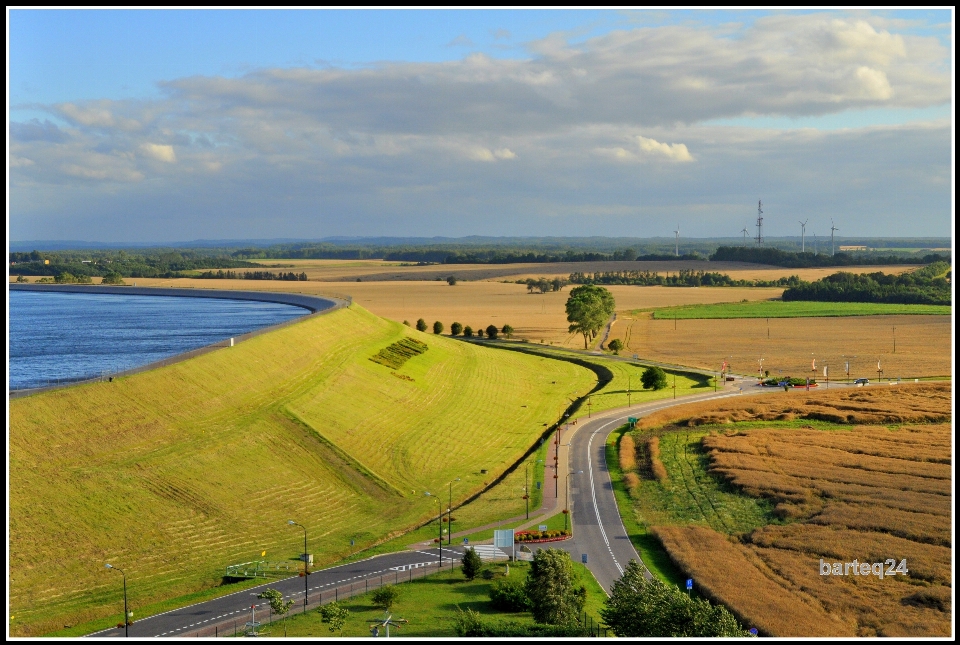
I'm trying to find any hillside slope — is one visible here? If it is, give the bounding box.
[9,304,593,635]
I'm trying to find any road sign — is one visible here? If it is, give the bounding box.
[581,554,588,564]
[686,579,693,590]
[749,628,758,636]
[536,481,541,490]
[493,529,514,548]
[463,538,469,545]
[539,524,548,531]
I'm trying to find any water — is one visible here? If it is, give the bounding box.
[9,291,307,390]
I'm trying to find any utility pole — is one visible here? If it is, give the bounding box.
[755,200,764,246]
[893,326,896,354]
[799,219,808,252]
[830,219,839,256]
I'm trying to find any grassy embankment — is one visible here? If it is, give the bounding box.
[650,300,951,319]
[252,560,608,638]
[9,304,595,636]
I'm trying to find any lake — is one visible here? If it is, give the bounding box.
[9,290,308,390]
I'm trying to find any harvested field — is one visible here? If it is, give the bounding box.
[608,312,951,377]
[77,278,782,348]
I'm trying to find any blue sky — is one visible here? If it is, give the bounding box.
[8,9,954,242]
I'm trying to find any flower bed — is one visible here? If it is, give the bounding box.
[514,529,571,543]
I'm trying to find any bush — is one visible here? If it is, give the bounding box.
[489,576,529,612]
[608,339,623,354]
[641,366,668,390]
[476,327,485,338]
[416,318,428,332]
[433,320,444,334]
[447,276,458,285]
[450,322,463,336]
[486,325,499,339]
[462,547,482,580]
[501,324,514,338]
[101,271,125,285]
[463,325,474,338]
[371,585,400,610]
[454,608,590,637]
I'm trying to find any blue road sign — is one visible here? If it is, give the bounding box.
[686,579,693,590]
[350,540,354,546]
[582,554,588,564]
[749,628,758,635]
[536,482,541,489]
[463,538,469,545]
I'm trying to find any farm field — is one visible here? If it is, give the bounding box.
[615,384,952,637]
[649,300,951,319]
[608,313,951,378]
[36,277,783,348]
[8,304,595,636]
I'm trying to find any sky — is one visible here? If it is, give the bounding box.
[7,9,955,243]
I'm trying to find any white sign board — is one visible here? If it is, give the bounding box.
[539,524,548,531]
[493,529,515,561]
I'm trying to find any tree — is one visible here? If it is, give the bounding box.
[551,277,567,292]
[641,366,668,390]
[451,322,463,336]
[476,327,485,338]
[523,548,586,625]
[601,560,749,637]
[565,285,615,349]
[463,325,474,338]
[485,325,499,339]
[101,271,125,285]
[416,318,428,332]
[371,585,400,611]
[318,601,350,636]
[16,274,28,283]
[501,324,514,338]
[257,588,294,631]
[607,339,623,354]
[447,275,458,286]
[462,547,482,580]
[433,320,444,334]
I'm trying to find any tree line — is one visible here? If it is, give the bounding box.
[195,269,308,281]
[782,262,951,306]
[710,246,949,268]
[410,318,513,339]
[9,249,261,279]
[570,269,803,288]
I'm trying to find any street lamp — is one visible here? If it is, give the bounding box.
[564,471,583,532]
[104,563,129,637]
[287,520,309,611]
[424,493,443,570]
[447,478,460,545]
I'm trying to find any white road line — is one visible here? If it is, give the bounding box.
[586,418,624,575]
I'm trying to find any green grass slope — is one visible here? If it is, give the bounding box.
[9,305,593,636]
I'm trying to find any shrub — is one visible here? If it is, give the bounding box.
[501,324,514,338]
[641,366,668,390]
[489,576,530,612]
[101,272,125,285]
[486,325,499,339]
[451,322,463,336]
[462,547,482,580]
[371,585,400,610]
[476,327,485,338]
[416,318,428,332]
[433,320,444,334]
[463,325,474,338]
[608,339,624,354]
[447,276,458,285]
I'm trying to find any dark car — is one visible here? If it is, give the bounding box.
[853,378,869,386]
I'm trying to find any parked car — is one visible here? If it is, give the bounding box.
[853,378,869,386]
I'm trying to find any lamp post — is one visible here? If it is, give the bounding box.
[524,463,531,519]
[104,563,129,637]
[447,478,460,545]
[424,493,443,570]
[564,471,583,531]
[287,520,308,611]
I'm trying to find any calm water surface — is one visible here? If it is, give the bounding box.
[9,291,307,390]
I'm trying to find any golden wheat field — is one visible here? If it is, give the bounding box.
[641,384,951,637]
[609,312,951,377]
[49,278,783,348]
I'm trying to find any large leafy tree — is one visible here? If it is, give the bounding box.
[565,285,616,349]
[641,366,668,390]
[601,560,750,637]
[523,548,586,625]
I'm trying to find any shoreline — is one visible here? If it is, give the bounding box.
[9,284,351,398]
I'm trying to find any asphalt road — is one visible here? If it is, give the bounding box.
[89,546,467,638]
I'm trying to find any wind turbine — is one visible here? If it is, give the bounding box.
[674,225,680,256]
[741,226,749,246]
[830,219,839,256]
[799,219,808,253]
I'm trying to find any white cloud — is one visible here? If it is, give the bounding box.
[10,156,35,167]
[493,148,516,160]
[140,143,177,163]
[636,136,694,162]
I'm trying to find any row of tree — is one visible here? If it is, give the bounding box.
[195,269,309,281]
[710,246,949,268]
[782,263,951,306]
[570,269,803,288]
[410,319,514,339]
[523,277,569,293]
[9,249,261,279]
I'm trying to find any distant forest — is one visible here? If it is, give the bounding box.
[710,246,949,268]
[781,262,951,306]
[9,249,261,278]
